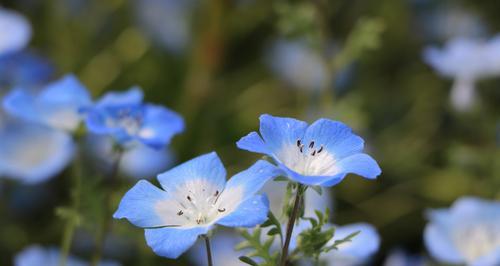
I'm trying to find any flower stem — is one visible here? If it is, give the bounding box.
[204,235,214,266]
[91,150,122,266]
[280,184,304,266]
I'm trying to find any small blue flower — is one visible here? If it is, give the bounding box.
[237,114,381,187]
[0,51,54,89]
[14,244,121,266]
[0,8,31,56]
[85,87,184,149]
[424,196,500,266]
[3,74,91,131]
[113,152,281,259]
[0,120,74,184]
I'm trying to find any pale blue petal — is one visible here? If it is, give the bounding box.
[302,119,364,160]
[144,226,209,259]
[97,87,144,106]
[224,160,282,201]
[278,163,343,187]
[333,153,381,180]
[0,9,31,56]
[236,131,270,155]
[2,89,37,121]
[472,248,500,266]
[217,195,269,228]
[137,104,184,149]
[157,152,226,194]
[120,144,174,179]
[39,74,91,106]
[188,231,246,266]
[259,114,308,154]
[327,223,380,259]
[0,121,74,184]
[113,180,171,228]
[424,224,463,264]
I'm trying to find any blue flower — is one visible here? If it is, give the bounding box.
[113,152,281,259]
[188,231,246,266]
[0,51,54,89]
[0,120,74,184]
[0,8,31,56]
[3,74,91,131]
[85,87,184,149]
[237,114,381,187]
[424,196,500,266]
[384,249,427,266]
[14,245,121,266]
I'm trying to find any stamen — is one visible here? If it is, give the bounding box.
[214,190,219,197]
[299,145,304,153]
[317,146,323,153]
[296,139,302,147]
[196,219,202,224]
[218,208,226,212]
[177,210,183,216]
[309,141,315,148]
[187,196,192,201]
[311,150,316,156]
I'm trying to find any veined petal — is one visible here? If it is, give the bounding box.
[424,224,463,264]
[137,104,184,149]
[259,114,308,155]
[236,131,270,155]
[157,152,226,195]
[113,180,171,228]
[216,194,269,228]
[144,226,209,259]
[302,119,364,160]
[97,87,143,106]
[334,153,381,180]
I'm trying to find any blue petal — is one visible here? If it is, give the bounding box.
[0,51,53,88]
[0,9,31,56]
[236,131,270,155]
[224,160,282,200]
[144,226,209,259]
[0,121,74,184]
[85,109,118,134]
[258,114,308,155]
[137,104,184,149]
[333,153,381,180]
[278,163,343,187]
[217,194,270,228]
[120,144,174,179]
[2,89,37,121]
[113,180,171,228]
[473,248,500,266]
[302,119,364,160]
[157,152,226,194]
[328,223,380,259]
[96,87,144,107]
[424,223,463,264]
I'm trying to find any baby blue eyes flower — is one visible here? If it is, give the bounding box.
[0,121,74,184]
[113,152,281,259]
[14,245,121,266]
[423,35,500,111]
[237,114,381,187]
[85,87,184,149]
[424,197,500,266]
[0,8,31,56]
[3,74,91,131]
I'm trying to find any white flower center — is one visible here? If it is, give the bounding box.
[155,179,234,227]
[276,139,339,176]
[106,108,143,135]
[453,220,500,263]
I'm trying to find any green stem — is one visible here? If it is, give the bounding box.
[91,151,122,266]
[279,184,304,266]
[204,235,214,266]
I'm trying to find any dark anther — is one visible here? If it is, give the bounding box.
[214,190,219,197]
[187,196,192,201]
[311,150,317,156]
[177,210,183,216]
[299,145,304,153]
[196,219,202,224]
[296,139,302,147]
[218,208,226,212]
[317,146,323,154]
[309,141,315,148]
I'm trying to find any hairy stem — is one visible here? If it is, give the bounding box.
[280,184,304,266]
[204,235,214,266]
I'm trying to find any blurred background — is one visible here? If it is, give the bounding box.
[0,0,499,265]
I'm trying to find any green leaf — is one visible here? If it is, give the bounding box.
[239,256,259,266]
[267,227,281,236]
[274,176,288,182]
[310,185,323,195]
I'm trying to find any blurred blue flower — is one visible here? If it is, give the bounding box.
[268,39,328,91]
[423,35,500,111]
[0,120,74,184]
[0,51,54,90]
[237,114,381,187]
[3,74,91,131]
[113,152,281,259]
[134,0,196,53]
[14,244,121,266]
[424,197,500,266]
[84,134,174,179]
[85,87,184,149]
[189,231,246,266]
[0,8,31,56]
[383,249,427,266]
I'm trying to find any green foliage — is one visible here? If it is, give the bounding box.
[236,225,279,266]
